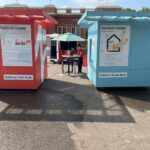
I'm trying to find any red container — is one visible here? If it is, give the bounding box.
[83,55,87,67]
[0,9,57,89]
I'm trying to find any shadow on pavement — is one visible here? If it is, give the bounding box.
[101,87,150,112]
[0,79,135,123]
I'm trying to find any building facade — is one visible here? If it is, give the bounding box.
[40,5,94,39]
[0,3,122,48]
[44,5,122,39]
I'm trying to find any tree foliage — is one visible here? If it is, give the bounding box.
[123,8,136,12]
[122,7,150,12]
[140,7,150,12]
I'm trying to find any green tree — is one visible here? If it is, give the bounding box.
[123,8,136,12]
[140,7,150,12]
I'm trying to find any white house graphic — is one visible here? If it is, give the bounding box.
[107,34,121,52]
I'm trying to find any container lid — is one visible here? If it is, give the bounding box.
[78,11,150,28]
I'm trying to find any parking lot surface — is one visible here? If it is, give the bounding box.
[0,63,150,150]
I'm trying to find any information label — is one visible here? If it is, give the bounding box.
[99,72,128,78]
[100,25,130,66]
[4,75,33,80]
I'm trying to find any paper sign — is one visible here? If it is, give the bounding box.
[100,25,130,66]
[0,24,32,66]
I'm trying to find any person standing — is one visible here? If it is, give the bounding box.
[76,44,84,74]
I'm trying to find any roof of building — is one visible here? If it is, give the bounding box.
[97,5,122,8]
[2,3,28,8]
[78,11,150,28]
[0,8,57,25]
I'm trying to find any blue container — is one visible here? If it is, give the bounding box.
[78,11,150,87]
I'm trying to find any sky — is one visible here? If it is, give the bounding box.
[0,0,150,10]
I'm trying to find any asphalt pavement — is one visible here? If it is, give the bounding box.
[0,63,149,150]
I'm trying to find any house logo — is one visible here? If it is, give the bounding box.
[107,34,121,52]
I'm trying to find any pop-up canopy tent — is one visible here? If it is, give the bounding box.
[52,32,85,52]
[52,32,85,42]
[78,11,150,87]
[49,33,85,61]
[0,9,57,89]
